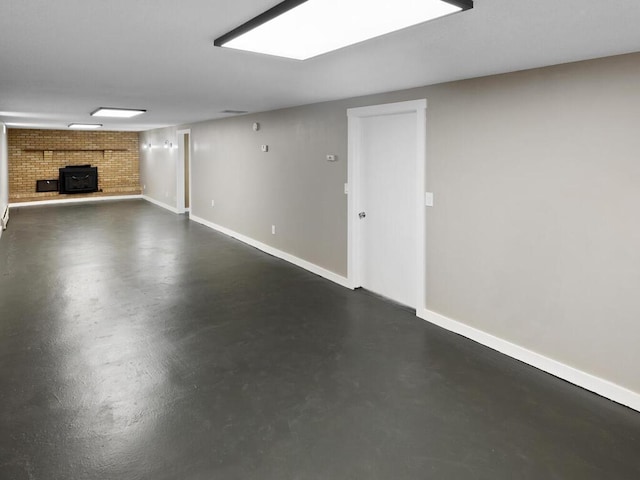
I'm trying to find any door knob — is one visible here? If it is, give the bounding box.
[359,211,366,219]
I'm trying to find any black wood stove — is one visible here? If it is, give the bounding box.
[59,165,98,194]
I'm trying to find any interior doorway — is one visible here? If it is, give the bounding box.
[347,99,427,311]
[176,129,192,214]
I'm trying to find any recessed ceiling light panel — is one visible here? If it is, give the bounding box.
[68,123,103,129]
[91,107,147,118]
[215,0,472,60]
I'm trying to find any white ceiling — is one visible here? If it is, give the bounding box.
[1,0,639,131]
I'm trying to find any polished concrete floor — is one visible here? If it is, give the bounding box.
[1,200,639,480]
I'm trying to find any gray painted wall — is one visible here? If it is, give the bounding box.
[418,53,640,394]
[139,126,178,210]
[139,52,640,396]
[188,103,349,274]
[0,123,8,240]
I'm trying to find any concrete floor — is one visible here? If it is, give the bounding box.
[1,200,639,480]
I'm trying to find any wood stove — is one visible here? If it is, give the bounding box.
[59,165,98,194]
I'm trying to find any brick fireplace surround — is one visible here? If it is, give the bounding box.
[8,129,141,203]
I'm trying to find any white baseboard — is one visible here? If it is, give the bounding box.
[13,192,636,412]
[1,205,8,231]
[120,197,640,412]
[142,195,180,214]
[419,308,640,413]
[10,195,143,208]
[190,214,351,289]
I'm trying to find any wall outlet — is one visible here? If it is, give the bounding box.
[327,154,337,162]
[261,144,269,152]
[344,183,349,195]
[271,225,276,235]
[211,200,215,207]
[425,192,434,207]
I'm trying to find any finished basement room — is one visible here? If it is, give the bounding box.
[1,1,640,479]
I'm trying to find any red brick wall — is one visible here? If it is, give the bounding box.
[8,129,141,202]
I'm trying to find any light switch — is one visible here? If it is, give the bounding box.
[425,192,434,207]
[261,145,269,152]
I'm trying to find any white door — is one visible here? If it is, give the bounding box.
[359,113,417,307]
[347,99,427,312]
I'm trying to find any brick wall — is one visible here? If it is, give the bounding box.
[8,129,141,202]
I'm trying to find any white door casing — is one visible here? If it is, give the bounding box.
[347,99,427,311]
[176,129,192,214]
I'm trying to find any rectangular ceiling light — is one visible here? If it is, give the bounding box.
[214,0,473,60]
[91,107,147,118]
[68,123,103,129]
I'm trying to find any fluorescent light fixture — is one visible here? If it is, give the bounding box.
[214,0,472,60]
[91,107,147,118]
[0,111,61,119]
[68,123,103,129]
[5,123,45,128]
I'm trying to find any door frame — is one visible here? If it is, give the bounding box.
[176,129,192,214]
[347,99,427,312]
